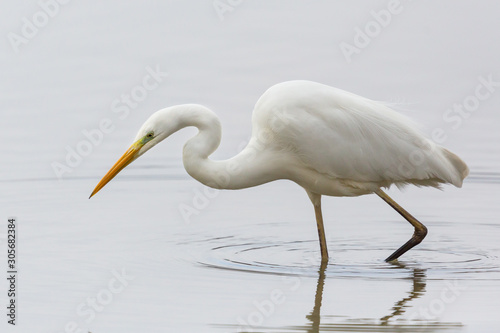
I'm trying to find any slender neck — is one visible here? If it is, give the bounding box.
[177,105,279,190]
[179,105,222,186]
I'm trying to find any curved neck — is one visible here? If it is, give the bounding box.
[179,105,222,185]
[177,105,279,190]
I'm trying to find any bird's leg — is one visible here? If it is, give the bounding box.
[376,189,428,262]
[314,203,329,262]
[307,191,329,262]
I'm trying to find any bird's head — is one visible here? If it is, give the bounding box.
[89,109,176,198]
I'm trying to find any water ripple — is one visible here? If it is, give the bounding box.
[186,235,500,281]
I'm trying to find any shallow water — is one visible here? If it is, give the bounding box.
[3,177,500,332]
[2,1,500,332]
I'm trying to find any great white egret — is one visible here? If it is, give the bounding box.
[90,80,469,262]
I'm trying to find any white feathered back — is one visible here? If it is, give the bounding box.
[253,80,469,190]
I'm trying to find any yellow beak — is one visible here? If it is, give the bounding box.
[89,141,142,198]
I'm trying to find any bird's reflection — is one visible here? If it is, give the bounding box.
[379,262,426,325]
[303,261,429,332]
[305,260,328,332]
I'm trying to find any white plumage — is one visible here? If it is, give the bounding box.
[250,81,468,196]
[90,80,469,262]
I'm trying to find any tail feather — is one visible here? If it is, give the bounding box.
[441,148,469,187]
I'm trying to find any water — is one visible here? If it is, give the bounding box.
[2,1,500,332]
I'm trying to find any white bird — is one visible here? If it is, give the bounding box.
[90,80,469,262]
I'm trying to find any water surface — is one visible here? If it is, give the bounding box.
[1,1,500,332]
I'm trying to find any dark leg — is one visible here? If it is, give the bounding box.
[306,191,329,262]
[313,199,329,262]
[376,189,428,262]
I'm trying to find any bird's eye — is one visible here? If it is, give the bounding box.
[146,132,154,138]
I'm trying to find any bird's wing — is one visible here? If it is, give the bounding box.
[254,81,468,188]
